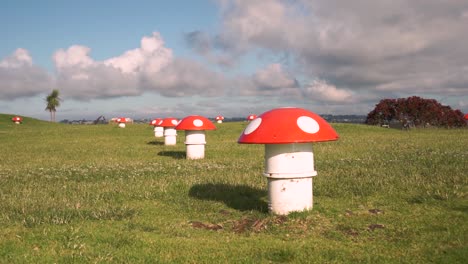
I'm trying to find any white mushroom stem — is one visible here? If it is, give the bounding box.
[164,127,177,145]
[14,121,20,125]
[118,123,126,128]
[264,143,317,215]
[185,130,206,159]
[154,126,164,137]
[217,120,222,123]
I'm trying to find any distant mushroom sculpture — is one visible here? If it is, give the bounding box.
[247,114,257,121]
[150,118,163,138]
[176,115,216,159]
[12,116,22,124]
[215,115,225,124]
[238,107,339,215]
[159,117,179,145]
[117,117,127,128]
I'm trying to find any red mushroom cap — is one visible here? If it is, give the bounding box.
[176,115,216,131]
[117,117,127,123]
[150,118,162,126]
[159,117,179,127]
[464,113,468,120]
[238,107,339,144]
[247,114,257,121]
[12,116,22,122]
[215,115,224,121]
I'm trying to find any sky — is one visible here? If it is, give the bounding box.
[1,0,468,121]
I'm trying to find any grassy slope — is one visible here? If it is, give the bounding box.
[0,114,467,263]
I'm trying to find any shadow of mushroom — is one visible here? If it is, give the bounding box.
[157,150,186,159]
[147,140,165,145]
[189,183,268,213]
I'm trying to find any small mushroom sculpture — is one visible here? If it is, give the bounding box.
[12,116,23,124]
[117,117,127,128]
[150,118,163,138]
[247,114,257,121]
[238,107,339,215]
[215,115,225,124]
[159,117,179,145]
[176,115,216,159]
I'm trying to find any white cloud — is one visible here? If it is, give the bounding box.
[253,63,297,91]
[303,79,353,103]
[104,32,173,74]
[142,58,226,97]
[54,46,94,69]
[0,48,33,68]
[0,49,52,100]
[190,0,468,108]
[52,32,224,100]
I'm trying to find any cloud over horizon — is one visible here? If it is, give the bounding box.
[1,0,468,119]
[0,49,52,100]
[188,0,468,106]
[53,32,228,100]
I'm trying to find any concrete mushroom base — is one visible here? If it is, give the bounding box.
[263,143,317,215]
[164,127,177,145]
[268,177,313,215]
[185,130,207,159]
[154,127,164,138]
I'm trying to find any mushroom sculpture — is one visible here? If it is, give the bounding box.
[12,116,23,124]
[464,113,468,121]
[176,115,216,159]
[247,114,257,121]
[215,115,225,124]
[150,118,163,138]
[238,107,339,215]
[117,117,127,128]
[159,117,179,145]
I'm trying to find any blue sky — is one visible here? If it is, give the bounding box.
[1,0,468,120]
[2,1,217,67]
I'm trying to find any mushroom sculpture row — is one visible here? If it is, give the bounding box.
[149,108,338,215]
[12,116,23,124]
[238,107,339,215]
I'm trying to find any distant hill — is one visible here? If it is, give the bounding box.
[0,113,61,128]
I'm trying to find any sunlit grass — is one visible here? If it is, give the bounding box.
[0,113,467,263]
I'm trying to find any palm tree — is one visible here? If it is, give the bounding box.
[45,89,61,122]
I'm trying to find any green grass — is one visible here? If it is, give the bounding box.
[0,113,467,263]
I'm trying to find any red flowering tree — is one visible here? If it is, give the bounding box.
[366,96,466,128]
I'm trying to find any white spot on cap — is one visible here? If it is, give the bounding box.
[193,119,203,127]
[244,118,262,135]
[171,119,178,125]
[297,116,319,134]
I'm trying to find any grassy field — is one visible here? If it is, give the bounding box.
[0,113,467,263]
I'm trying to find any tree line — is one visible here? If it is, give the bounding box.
[365,96,466,128]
